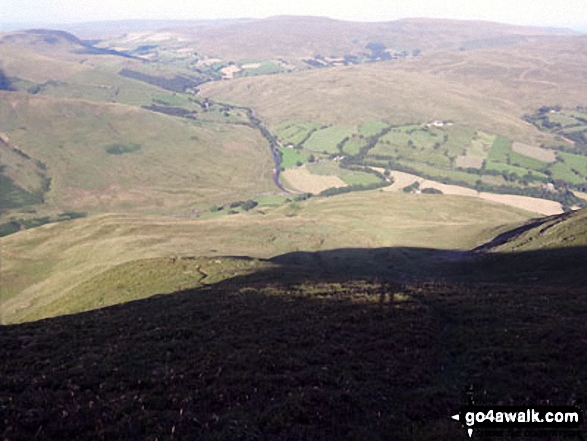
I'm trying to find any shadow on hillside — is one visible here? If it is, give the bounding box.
[211,245,587,290]
[1,246,586,440]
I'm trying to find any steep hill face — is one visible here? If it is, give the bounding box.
[477,207,587,251]
[466,208,587,286]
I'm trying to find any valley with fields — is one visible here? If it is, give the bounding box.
[1,12,587,440]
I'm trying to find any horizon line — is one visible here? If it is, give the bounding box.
[0,15,585,32]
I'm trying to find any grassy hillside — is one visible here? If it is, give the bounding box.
[0,92,275,216]
[478,207,587,252]
[201,63,535,140]
[0,39,89,83]
[0,191,534,324]
[201,35,587,143]
[106,16,567,62]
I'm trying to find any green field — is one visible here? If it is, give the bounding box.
[395,159,485,186]
[254,194,293,207]
[0,173,43,213]
[485,161,548,179]
[549,161,586,184]
[488,136,547,170]
[371,125,458,167]
[559,152,587,176]
[467,131,495,159]
[306,162,382,186]
[239,61,284,76]
[152,93,192,106]
[547,113,581,127]
[278,146,307,168]
[487,136,513,162]
[358,120,389,137]
[303,126,357,153]
[273,120,322,146]
[341,138,364,155]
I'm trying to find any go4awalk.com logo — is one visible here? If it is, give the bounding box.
[451,405,583,438]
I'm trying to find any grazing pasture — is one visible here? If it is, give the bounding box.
[273,120,322,146]
[303,126,357,153]
[277,146,307,168]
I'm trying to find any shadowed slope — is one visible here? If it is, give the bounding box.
[1,246,586,440]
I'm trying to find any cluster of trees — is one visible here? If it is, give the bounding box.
[105,143,142,155]
[210,199,259,213]
[319,181,389,197]
[291,193,312,202]
[366,42,392,61]
[119,69,203,93]
[524,106,587,152]
[340,163,387,181]
[341,126,394,166]
[402,182,420,193]
[143,105,197,119]
[402,181,443,195]
[0,212,86,238]
[0,173,44,213]
[0,69,15,91]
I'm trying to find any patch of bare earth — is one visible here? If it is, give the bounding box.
[282,166,347,194]
[382,170,563,215]
[456,156,483,169]
[512,142,556,162]
[221,65,241,79]
[477,193,563,215]
[382,170,477,196]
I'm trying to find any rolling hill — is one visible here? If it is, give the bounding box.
[0,92,275,217]
[201,34,587,141]
[0,191,534,324]
[94,16,570,63]
[1,206,586,440]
